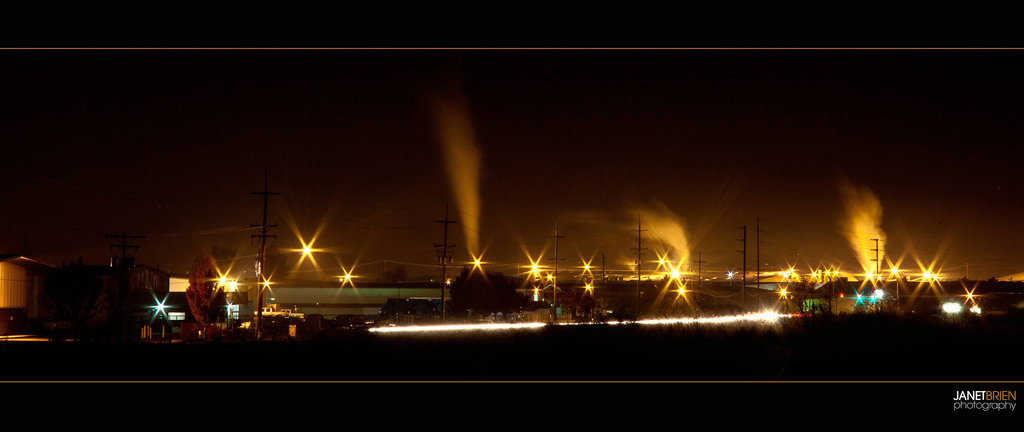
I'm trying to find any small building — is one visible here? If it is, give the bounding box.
[0,254,55,335]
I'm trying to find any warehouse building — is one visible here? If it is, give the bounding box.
[0,254,55,335]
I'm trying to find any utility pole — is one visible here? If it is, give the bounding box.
[895,259,901,315]
[434,203,457,321]
[251,171,279,341]
[602,252,606,284]
[870,238,880,289]
[737,225,746,312]
[694,251,705,315]
[631,215,648,319]
[107,233,145,267]
[106,232,144,342]
[695,252,705,292]
[756,217,762,310]
[548,223,565,321]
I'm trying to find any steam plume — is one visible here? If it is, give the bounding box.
[633,203,691,265]
[431,90,482,256]
[838,178,886,274]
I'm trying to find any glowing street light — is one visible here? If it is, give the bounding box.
[470,254,485,273]
[338,263,357,288]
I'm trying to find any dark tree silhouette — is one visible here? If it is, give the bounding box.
[44,259,106,341]
[186,256,222,326]
[450,268,525,315]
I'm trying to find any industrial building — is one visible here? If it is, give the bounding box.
[0,254,54,335]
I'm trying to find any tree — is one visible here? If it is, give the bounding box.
[44,259,106,341]
[185,256,223,327]
[450,268,525,315]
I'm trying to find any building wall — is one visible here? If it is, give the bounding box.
[169,277,189,292]
[0,262,27,309]
[256,287,449,318]
[131,266,169,294]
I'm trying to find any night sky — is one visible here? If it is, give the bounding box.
[1,49,1022,280]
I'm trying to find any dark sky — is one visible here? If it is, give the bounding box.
[1,49,1022,280]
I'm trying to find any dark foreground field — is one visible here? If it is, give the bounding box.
[2,313,1023,381]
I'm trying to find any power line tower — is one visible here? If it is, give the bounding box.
[106,232,144,342]
[434,203,457,321]
[737,225,746,312]
[250,171,279,341]
[548,223,565,321]
[630,215,648,319]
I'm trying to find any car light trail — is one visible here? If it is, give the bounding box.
[370,321,552,333]
[567,310,786,326]
[369,311,787,334]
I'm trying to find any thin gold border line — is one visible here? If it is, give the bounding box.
[1,47,1024,50]
[2,380,1023,384]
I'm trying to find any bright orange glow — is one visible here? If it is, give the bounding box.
[662,258,686,281]
[655,252,668,270]
[338,263,357,288]
[578,254,594,278]
[290,233,324,278]
[962,282,978,305]
[524,253,544,279]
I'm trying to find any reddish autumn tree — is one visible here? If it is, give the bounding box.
[185,256,221,326]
